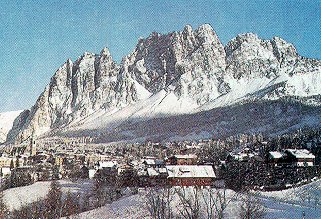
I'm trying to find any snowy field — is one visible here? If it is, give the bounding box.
[76,188,241,219]
[261,179,321,219]
[3,179,321,218]
[3,179,93,210]
[77,181,321,219]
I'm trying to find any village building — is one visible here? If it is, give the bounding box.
[0,155,13,168]
[1,166,11,177]
[142,158,165,168]
[54,154,64,166]
[32,152,50,164]
[167,154,198,165]
[227,148,263,162]
[96,160,118,170]
[268,151,286,166]
[145,167,168,186]
[284,149,315,166]
[142,158,156,167]
[166,165,216,186]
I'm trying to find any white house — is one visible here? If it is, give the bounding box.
[285,149,315,166]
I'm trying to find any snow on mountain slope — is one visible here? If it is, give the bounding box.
[0,110,22,143]
[6,24,321,143]
[285,70,321,96]
[58,97,320,144]
[66,89,198,134]
[64,63,320,143]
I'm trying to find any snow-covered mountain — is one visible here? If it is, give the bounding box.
[0,110,22,143]
[6,24,321,144]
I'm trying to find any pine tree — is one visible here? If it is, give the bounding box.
[15,157,20,168]
[81,192,91,212]
[52,165,60,180]
[9,159,14,170]
[45,180,62,218]
[62,190,79,217]
[0,189,8,218]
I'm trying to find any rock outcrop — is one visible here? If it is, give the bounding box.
[6,24,321,143]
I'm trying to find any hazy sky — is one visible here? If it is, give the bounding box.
[0,0,320,112]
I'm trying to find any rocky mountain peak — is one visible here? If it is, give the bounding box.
[225,33,280,79]
[270,36,298,69]
[271,37,297,56]
[183,24,193,35]
[100,47,112,57]
[5,24,321,144]
[126,24,227,105]
[225,32,263,56]
[196,23,214,33]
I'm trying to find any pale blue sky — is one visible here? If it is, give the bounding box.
[0,0,320,112]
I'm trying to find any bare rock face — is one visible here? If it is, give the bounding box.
[271,36,298,70]
[225,33,280,79]
[127,24,228,104]
[6,24,321,143]
[225,33,321,79]
[7,48,140,143]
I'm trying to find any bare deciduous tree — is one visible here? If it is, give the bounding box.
[239,191,266,219]
[202,188,238,219]
[62,190,80,218]
[0,189,8,218]
[144,187,174,219]
[176,187,201,219]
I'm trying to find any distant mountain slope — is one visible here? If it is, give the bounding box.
[6,24,321,144]
[0,110,22,143]
[55,97,320,143]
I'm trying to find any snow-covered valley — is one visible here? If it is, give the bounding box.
[5,179,319,219]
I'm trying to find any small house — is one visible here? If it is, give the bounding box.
[1,166,11,177]
[167,154,198,165]
[166,165,215,186]
[284,149,315,166]
[146,167,168,186]
[268,151,286,166]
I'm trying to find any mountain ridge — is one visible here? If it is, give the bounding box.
[4,24,321,144]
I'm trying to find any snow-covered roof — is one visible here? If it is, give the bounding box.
[159,167,167,173]
[285,149,315,159]
[143,159,155,165]
[137,169,148,176]
[147,168,158,176]
[230,152,256,161]
[172,154,197,159]
[166,165,215,178]
[130,160,139,166]
[186,145,201,149]
[147,167,167,176]
[269,151,285,159]
[99,161,118,168]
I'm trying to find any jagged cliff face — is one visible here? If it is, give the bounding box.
[6,24,321,143]
[225,33,279,79]
[125,24,228,104]
[7,49,141,143]
[224,33,321,80]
